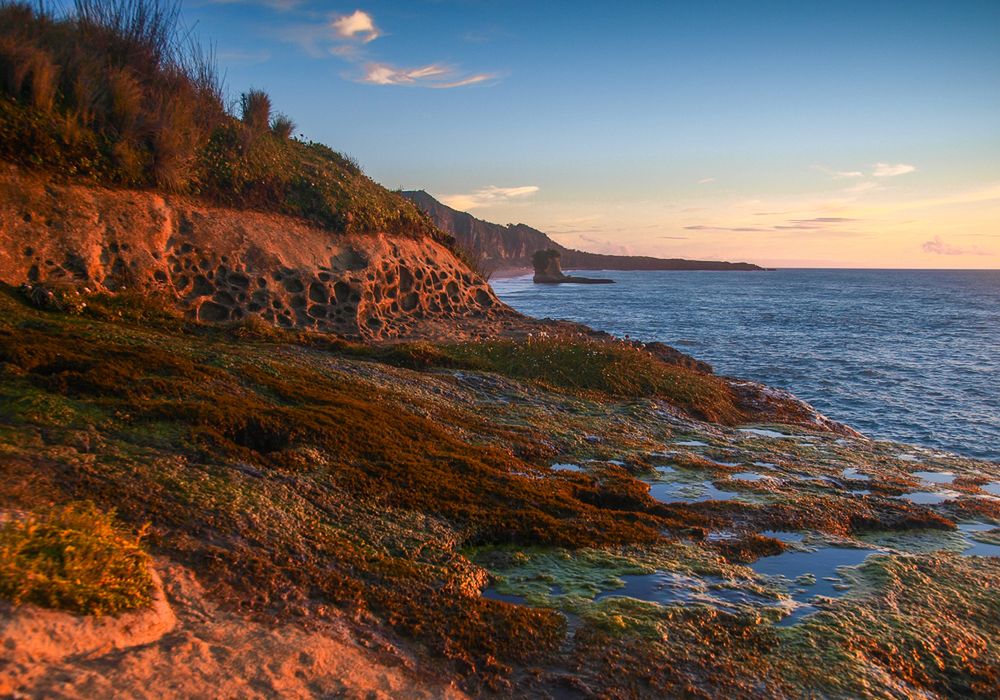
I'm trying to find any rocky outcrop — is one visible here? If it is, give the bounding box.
[532,249,613,284]
[0,167,509,339]
[403,190,764,273]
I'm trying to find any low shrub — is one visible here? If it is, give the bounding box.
[0,502,153,616]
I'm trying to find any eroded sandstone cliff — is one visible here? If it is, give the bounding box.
[0,167,506,339]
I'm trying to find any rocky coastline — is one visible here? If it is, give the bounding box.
[2,259,998,697]
[1,4,998,694]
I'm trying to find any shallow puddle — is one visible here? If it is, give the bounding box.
[481,588,531,605]
[739,428,793,439]
[900,490,961,505]
[982,482,1000,496]
[751,544,880,625]
[551,463,583,472]
[593,572,774,611]
[958,523,1000,557]
[648,480,740,503]
[674,440,708,447]
[841,468,869,481]
[912,470,956,485]
[731,471,773,482]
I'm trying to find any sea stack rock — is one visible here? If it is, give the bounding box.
[532,250,613,284]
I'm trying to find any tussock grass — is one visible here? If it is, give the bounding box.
[240,88,271,136]
[0,502,153,616]
[270,113,295,140]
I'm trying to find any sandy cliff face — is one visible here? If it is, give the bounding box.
[0,167,506,339]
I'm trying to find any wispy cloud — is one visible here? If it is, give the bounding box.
[697,177,715,184]
[358,62,496,88]
[684,225,772,233]
[777,217,856,230]
[813,163,914,201]
[841,180,883,195]
[440,185,539,210]
[872,162,916,177]
[686,216,859,234]
[332,9,380,43]
[813,165,864,179]
[271,8,498,89]
[921,236,992,256]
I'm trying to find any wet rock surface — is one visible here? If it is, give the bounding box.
[0,259,997,697]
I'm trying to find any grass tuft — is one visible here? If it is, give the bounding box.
[270,112,295,140]
[0,501,154,616]
[240,88,271,136]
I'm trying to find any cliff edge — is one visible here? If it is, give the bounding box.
[0,166,506,340]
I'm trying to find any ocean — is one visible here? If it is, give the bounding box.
[491,269,1000,462]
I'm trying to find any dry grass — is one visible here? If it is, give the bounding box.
[0,502,153,616]
[0,1,444,239]
[270,113,295,140]
[240,88,271,136]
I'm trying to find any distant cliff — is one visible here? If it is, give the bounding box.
[402,190,763,273]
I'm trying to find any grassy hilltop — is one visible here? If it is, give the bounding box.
[0,0,439,239]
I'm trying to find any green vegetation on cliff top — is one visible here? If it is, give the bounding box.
[0,0,441,239]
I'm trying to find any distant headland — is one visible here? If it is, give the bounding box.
[402,190,764,275]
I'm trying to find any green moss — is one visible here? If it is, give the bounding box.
[0,502,153,616]
[351,337,746,424]
[780,554,1000,698]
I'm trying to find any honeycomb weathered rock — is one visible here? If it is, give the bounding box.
[0,167,509,339]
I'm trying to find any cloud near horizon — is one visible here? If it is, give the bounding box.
[921,236,992,256]
[873,162,917,177]
[685,216,858,234]
[816,162,916,179]
[440,186,539,210]
[814,165,864,179]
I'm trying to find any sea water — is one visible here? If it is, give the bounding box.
[492,269,999,461]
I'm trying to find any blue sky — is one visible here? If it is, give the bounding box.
[183,0,1000,267]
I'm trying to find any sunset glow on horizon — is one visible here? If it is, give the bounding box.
[183,0,1000,268]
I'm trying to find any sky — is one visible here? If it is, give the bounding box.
[181,0,1000,268]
